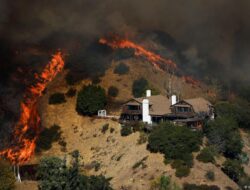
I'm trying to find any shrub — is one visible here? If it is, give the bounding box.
[0,159,15,190]
[114,63,129,75]
[132,156,148,169]
[222,159,244,182]
[36,125,62,152]
[151,175,181,190]
[108,86,119,97]
[132,77,149,98]
[76,85,107,116]
[120,125,132,136]
[148,122,201,161]
[205,117,243,159]
[37,152,113,190]
[171,159,192,178]
[137,132,148,145]
[196,147,215,163]
[205,171,215,181]
[183,183,220,190]
[175,165,190,178]
[110,128,115,133]
[66,88,76,97]
[101,124,109,134]
[49,93,66,104]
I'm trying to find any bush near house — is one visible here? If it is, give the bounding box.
[120,125,133,136]
[196,147,216,164]
[132,77,149,98]
[113,63,129,75]
[49,93,66,104]
[148,122,201,177]
[204,117,243,159]
[132,77,160,98]
[108,86,119,97]
[222,159,245,182]
[148,122,201,161]
[76,85,107,116]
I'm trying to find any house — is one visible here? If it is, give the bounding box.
[120,90,214,129]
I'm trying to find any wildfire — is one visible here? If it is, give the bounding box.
[182,76,201,88]
[0,52,65,165]
[99,35,204,88]
[99,36,177,71]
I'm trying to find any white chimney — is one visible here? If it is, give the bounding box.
[142,99,152,124]
[146,90,151,97]
[171,94,177,105]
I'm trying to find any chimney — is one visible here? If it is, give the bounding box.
[171,94,177,105]
[146,90,151,97]
[142,99,152,124]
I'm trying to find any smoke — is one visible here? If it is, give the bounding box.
[0,0,250,87]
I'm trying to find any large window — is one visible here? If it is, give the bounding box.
[128,105,140,111]
[176,106,191,113]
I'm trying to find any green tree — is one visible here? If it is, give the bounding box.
[76,85,107,116]
[205,117,243,159]
[37,157,68,190]
[0,159,15,190]
[148,122,201,161]
[222,159,245,182]
[132,77,149,98]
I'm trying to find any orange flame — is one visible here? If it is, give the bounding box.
[182,76,201,88]
[0,52,65,165]
[99,36,177,71]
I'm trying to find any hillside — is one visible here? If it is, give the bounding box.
[16,58,241,190]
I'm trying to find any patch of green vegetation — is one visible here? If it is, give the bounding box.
[196,147,216,164]
[205,170,215,181]
[222,159,245,182]
[76,85,107,116]
[37,150,113,190]
[49,93,66,104]
[204,117,243,159]
[151,175,181,190]
[120,125,132,136]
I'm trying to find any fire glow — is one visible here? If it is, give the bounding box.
[99,36,201,88]
[99,36,177,71]
[0,52,65,165]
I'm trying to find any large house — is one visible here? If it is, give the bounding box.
[120,90,214,129]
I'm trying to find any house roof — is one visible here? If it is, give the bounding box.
[134,95,171,115]
[184,97,212,113]
[124,95,212,116]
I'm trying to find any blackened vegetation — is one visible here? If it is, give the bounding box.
[49,93,66,104]
[36,124,62,152]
